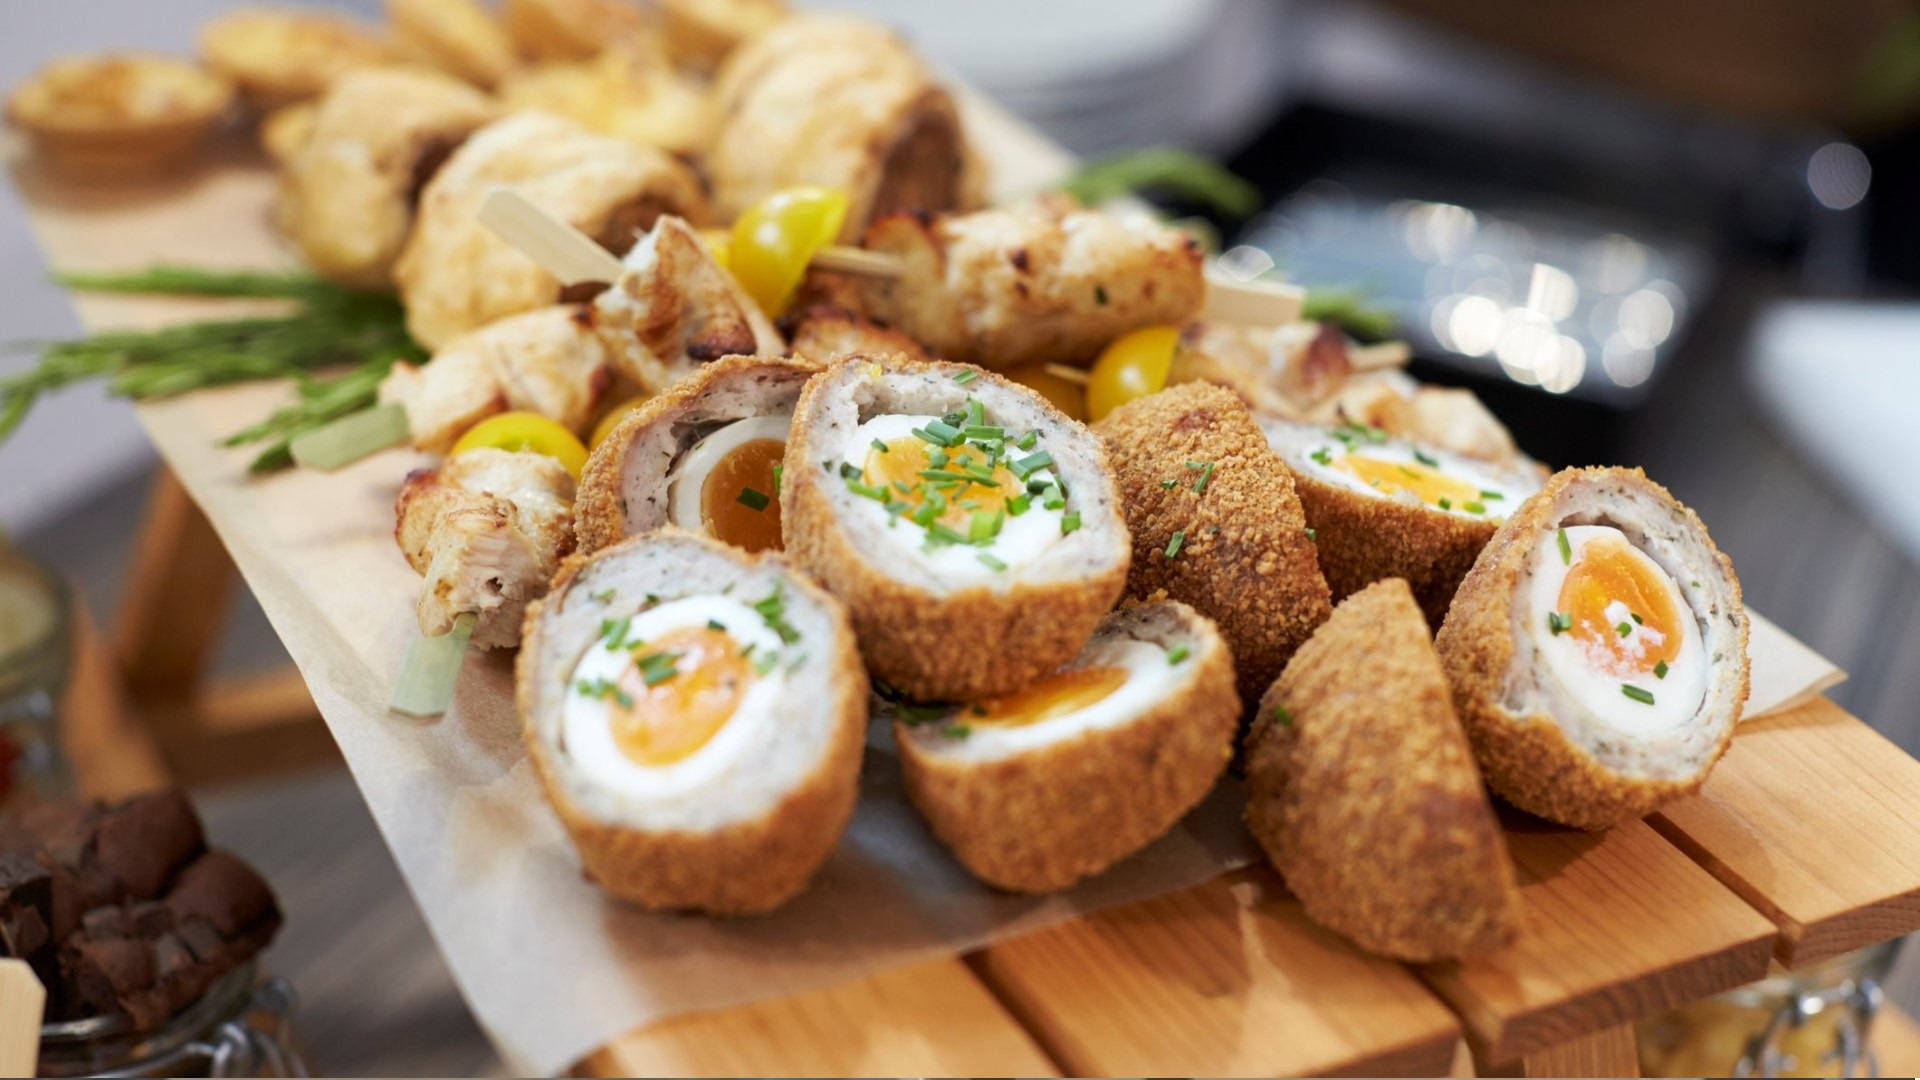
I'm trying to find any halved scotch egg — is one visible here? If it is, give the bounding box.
[517,531,866,913]
[893,601,1238,892]
[1436,467,1749,830]
[782,357,1130,701]
[574,356,818,556]
[1263,415,1542,627]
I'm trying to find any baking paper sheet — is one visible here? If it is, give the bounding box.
[10,114,1844,1073]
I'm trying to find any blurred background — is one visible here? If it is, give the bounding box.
[3,0,1919,1074]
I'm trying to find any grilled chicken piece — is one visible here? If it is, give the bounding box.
[588,215,784,391]
[858,198,1205,368]
[660,0,785,72]
[378,305,614,453]
[277,67,494,287]
[502,0,660,62]
[709,13,982,241]
[497,47,711,157]
[395,111,710,350]
[395,448,575,649]
[784,304,931,365]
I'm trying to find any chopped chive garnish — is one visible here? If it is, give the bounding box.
[1189,461,1215,493]
[1164,530,1186,559]
[635,650,680,686]
[1095,285,1109,304]
[1547,611,1571,635]
[771,462,783,494]
[1061,510,1081,535]
[1006,493,1031,516]
[1412,449,1439,467]
[962,424,1004,442]
[966,399,985,426]
[913,422,958,447]
[926,522,968,546]
[952,368,979,385]
[871,438,890,454]
[943,722,972,739]
[1479,489,1503,500]
[1166,643,1190,665]
[1654,660,1669,679]
[1016,430,1038,450]
[1462,500,1486,514]
[1304,526,1317,541]
[1043,496,1066,510]
[969,510,1003,543]
[1309,447,1333,466]
[1398,465,1422,480]
[910,501,940,527]
[845,479,889,502]
[1272,704,1293,726]
[1009,450,1054,479]
[976,552,1007,571]
[1557,527,1572,564]
[1438,496,1452,510]
[1026,476,1053,494]
[575,678,633,709]
[1630,612,1643,624]
[1622,684,1656,705]
[752,584,802,643]
[589,588,616,603]
[1616,622,1633,638]
[736,485,770,511]
[837,461,862,480]
[1159,478,1177,489]
[601,616,632,650]
[645,593,661,605]
[706,618,725,631]
[752,649,780,676]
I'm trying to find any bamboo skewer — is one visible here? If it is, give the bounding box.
[478,188,1315,328]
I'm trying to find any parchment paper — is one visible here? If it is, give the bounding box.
[9,109,1843,1074]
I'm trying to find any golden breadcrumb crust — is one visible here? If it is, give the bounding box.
[1093,381,1331,708]
[1435,466,1749,830]
[781,357,1129,700]
[1245,578,1520,961]
[1286,468,1498,628]
[573,354,821,556]
[516,532,867,914]
[897,603,1238,892]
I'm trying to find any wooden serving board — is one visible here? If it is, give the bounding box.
[12,98,1920,1076]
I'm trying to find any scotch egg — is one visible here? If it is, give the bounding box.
[1436,466,1749,830]
[517,530,866,914]
[575,356,818,557]
[1246,578,1519,961]
[781,356,1130,701]
[894,601,1238,892]
[1263,415,1542,627]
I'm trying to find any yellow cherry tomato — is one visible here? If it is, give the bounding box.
[700,228,731,271]
[589,395,649,451]
[452,411,589,479]
[729,185,849,317]
[1086,325,1180,421]
[1004,363,1088,421]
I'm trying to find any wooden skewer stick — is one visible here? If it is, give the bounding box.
[480,188,1315,329]
[0,959,45,1079]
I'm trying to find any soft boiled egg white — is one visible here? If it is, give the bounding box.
[1301,435,1531,520]
[666,414,791,553]
[928,636,1191,760]
[563,593,791,802]
[1525,524,1707,735]
[840,413,1071,581]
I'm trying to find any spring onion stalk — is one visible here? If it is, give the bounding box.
[0,266,425,470]
[289,402,411,470]
[390,612,477,718]
[1301,288,1399,341]
[1059,147,1262,219]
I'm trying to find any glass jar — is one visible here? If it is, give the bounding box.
[1637,938,1902,1077]
[37,962,307,1077]
[0,544,75,807]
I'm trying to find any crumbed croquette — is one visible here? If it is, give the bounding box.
[1246,578,1520,961]
[1093,381,1331,710]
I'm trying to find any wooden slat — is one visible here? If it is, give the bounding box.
[1650,697,1920,967]
[1418,816,1776,1062]
[581,956,1058,1078]
[112,469,236,719]
[1519,1023,1639,1078]
[970,867,1462,1078]
[61,605,170,800]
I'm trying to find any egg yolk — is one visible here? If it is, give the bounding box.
[967,666,1130,728]
[698,438,785,553]
[863,437,1021,530]
[1336,455,1482,510]
[1557,535,1683,676]
[608,626,755,766]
